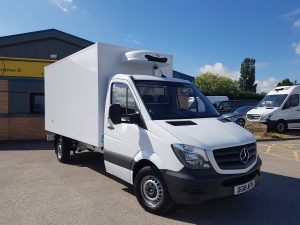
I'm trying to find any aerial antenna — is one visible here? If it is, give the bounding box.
[153,65,166,77]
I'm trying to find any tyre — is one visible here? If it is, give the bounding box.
[236,118,245,127]
[134,166,174,214]
[275,120,287,133]
[55,136,72,163]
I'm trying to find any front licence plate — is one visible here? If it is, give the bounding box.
[234,180,255,195]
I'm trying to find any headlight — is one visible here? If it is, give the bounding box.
[171,144,210,169]
[261,113,272,120]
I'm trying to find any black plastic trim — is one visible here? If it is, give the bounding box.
[166,121,197,126]
[104,150,133,170]
[269,119,300,125]
[287,119,300,124]
[161,157,262,204]
[145,54,168,63]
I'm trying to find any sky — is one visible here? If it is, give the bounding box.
[1,0,300,93]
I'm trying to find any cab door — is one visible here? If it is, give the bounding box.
[281,94,300,128]
[104,81,142,184]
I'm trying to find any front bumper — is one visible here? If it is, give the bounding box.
[162,157,262,204]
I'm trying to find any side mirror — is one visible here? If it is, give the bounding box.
[128,112,141,124]
[109,104,121,124]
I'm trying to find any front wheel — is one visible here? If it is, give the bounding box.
[134,166,174,214]
[275,121,287,133]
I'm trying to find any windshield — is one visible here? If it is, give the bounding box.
[234,106,253,114]
[135,80,220,120]
[258,94,288,107]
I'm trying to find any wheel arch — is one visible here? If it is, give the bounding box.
[276,119,287,132]
[132,159,158,183]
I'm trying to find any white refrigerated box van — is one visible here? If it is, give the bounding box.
[247,85,300,133]
[45,43,261,214]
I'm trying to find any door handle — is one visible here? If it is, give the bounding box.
[297,109,300,111]
[107,124,114,130]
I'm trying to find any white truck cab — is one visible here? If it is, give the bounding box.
[45,43,261,214]
[247,85,300,133]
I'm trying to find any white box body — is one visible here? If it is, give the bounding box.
[45,43,173,147]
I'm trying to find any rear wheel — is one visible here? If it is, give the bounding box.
[275,120,287,133]
[134,166,174,214]
[236,118,245,127]
[55,136,72,163]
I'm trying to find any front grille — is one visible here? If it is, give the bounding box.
[247,114,261,120]
[213,143,256,170]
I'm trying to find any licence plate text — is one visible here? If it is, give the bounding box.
[234,180,255,195]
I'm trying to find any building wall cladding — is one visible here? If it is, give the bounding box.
[8,116,46,140]
[0,118,8,140]
[0,80,8,113]
[0,29,94,60]
[0,39,84,60]
[0,116,45,141]
[0,29,93,141]
[0,78,45,141]
[0,80,9,140]
[8,78,44,114]
[173,70,195,83]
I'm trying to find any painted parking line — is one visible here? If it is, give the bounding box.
[258,143,300,162]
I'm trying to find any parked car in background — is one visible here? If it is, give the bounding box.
[213,100,259,114]
[247,85,300,133]
[206,96,229,104]
[223,106,254,127]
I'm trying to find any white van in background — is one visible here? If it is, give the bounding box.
[247,85,300,133]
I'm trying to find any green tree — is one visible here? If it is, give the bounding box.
[276,78,296,87]
[195,72,238,97]
[239,58,256,93]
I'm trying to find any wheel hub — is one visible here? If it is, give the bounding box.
[277,123,285,132]
[57,140,63,159]
[141,175,163,207]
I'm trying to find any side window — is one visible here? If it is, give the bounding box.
[283,97,290,110]
[127,90,137,114]
[291,94,299,107]
[111,83,137,115]
[283,94,299,110]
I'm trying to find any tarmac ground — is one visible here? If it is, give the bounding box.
[0,140,299,225]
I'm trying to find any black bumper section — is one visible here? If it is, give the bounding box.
[161,157,262,204]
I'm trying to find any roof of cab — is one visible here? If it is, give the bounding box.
[113,74,191,83]
[268,85,300,95]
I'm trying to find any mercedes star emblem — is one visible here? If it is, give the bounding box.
[240,148,250,164]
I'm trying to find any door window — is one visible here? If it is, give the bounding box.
[111,83,137,115]
[291,94,299,107]
[283,94,299,110]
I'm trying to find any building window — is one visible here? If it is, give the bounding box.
[30,93,44,114]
